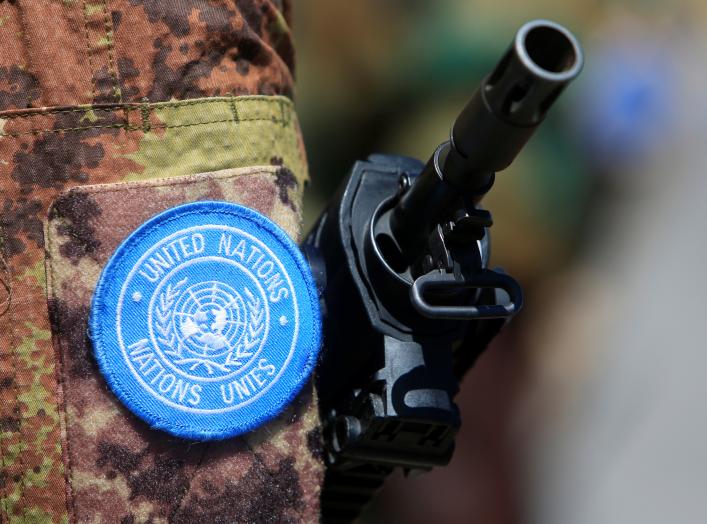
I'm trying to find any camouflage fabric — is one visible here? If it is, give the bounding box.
[45,167,322,523]
[0,1,324,522]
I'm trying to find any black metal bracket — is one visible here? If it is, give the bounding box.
[410,270,522,320]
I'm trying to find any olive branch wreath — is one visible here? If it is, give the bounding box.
[225,287,265,368]
[155,277,188,356]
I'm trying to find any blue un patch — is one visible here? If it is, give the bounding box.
[90,201,321,441]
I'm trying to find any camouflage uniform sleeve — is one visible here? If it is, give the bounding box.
[0,2,324,523]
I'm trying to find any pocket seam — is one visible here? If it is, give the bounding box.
[0,115,292,138]
[0,230,10,318]
[50,165,280,200]
[0,229,28,521]
[44,228,76,522]
[0,95,289,119]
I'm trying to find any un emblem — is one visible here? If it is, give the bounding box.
[153,280,262,377]
[90,201,321,440]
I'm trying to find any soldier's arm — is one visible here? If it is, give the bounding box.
[0,1,324,522]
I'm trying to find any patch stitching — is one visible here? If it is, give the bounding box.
[96,217,313,431]
[90,202,321,440]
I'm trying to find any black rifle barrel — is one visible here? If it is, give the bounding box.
[390,20,583,259]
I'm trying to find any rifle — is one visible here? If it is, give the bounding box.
[303,19,583,522]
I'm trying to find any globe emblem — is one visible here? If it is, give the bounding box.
[190,307,230,350]
[174,281,246,359]
[151,277,268,379]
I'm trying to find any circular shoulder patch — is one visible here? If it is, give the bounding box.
[90,201,321,441]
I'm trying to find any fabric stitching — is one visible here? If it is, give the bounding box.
[1,123,130,137]
[122,106,132,131]
[0,95,294,120]
[100,0,121,103]
[16,3,34,109]
[0,108,125,120]
[81,0,98,102]
[0,186,24,517]
[0,96,298,137]
[45,221,80,523]
[0,246,10,318]
[0,116,286,137]
[228,94,239,121]
[140,98,150,132]
[5,255,26,518]
[146,95,287,108]
[0,223,8,522]
[61,167,276,197]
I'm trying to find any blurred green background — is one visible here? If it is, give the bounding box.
[295,0,593,279]
[291,1,705,523]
